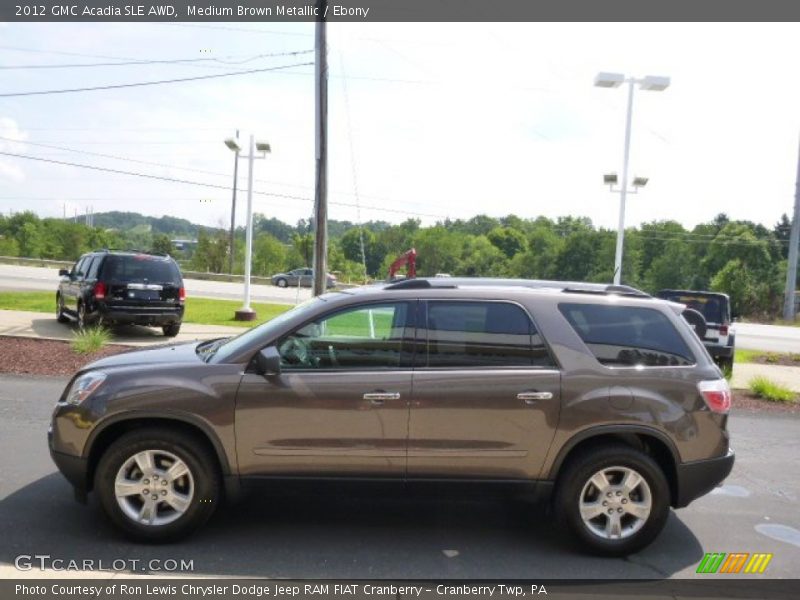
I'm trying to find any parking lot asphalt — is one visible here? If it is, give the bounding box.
[0,374,798,580]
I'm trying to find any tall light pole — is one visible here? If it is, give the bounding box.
[595,72,670,285]
[783,135,800,321]
[224,134,271,321]
[227,129,240,275]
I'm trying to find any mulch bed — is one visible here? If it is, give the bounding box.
[732,390,800,414]
[746,353,800,367]
[0,336,134,376]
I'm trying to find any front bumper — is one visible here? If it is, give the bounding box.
[675,448,735,507]
[49,427,89,495]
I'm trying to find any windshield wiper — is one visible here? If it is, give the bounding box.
[196,337,230,362]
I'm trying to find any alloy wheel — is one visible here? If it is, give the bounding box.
[114,449,195,526]
[578,466,652,540]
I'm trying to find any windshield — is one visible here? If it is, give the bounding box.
[658,292,727,323]
[204,296,325,364]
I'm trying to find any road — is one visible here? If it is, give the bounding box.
[2,264,799,352]
[1,374,798,579]
[0,264,311,305]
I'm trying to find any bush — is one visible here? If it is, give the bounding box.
[71,326,111,354]
[748,376,797,403]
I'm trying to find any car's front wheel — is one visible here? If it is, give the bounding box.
[56,294,69,324]
[275,277,288,288]
[555,444,670,556]
[94,428,220,542]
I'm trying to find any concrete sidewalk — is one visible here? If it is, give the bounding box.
[0,309,242,347]
[731,362,800,393]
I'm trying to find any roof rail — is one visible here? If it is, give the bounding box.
[561,284,650,298]
[384,279,435,290]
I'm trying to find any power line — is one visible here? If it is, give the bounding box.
[0,49,313,70]
[0,61,313,98]
[0,150,453,220]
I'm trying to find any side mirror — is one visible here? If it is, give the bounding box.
[255,346,281,376]
[59,269,70,277]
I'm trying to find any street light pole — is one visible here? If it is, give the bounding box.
[237,134,256,320]
[595,72,670,285]
[225,134,270,322]
[613,80,636,285]
[228,129,239,275]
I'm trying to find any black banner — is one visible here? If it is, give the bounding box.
[4,580,800,600]
[3,0,800,22]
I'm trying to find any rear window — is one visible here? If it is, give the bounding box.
[101,255,181,284]
[424,301,555,368]
[656,292,727,323]
[558,303,695,367]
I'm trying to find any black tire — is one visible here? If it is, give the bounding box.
[162,323,181,337]
[94,427,220,543]
[682,308,707,340]
[276,278,288,288]
[554,444,670,556]
[76,302,87,330]
[56,294,69,324]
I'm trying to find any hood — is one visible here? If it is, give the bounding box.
[85,341,203,371]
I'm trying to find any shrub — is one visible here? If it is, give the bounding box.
[748,376,797,403]
[71,326,111,354]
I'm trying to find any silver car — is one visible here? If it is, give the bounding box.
[271,268,336,288]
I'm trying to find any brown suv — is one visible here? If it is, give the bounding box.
[49,278,734,555]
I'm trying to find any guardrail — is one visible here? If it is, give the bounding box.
[0,255,72,268]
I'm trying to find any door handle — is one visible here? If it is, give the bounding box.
[517,391,553,404]
[363,392,401,405]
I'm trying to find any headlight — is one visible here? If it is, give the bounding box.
[64,372,107,405]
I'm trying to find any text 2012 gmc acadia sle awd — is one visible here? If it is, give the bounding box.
[49,278,734,556]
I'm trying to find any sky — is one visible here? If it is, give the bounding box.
[0,22,799,232]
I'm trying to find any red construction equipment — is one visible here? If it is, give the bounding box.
[387,248,417,280]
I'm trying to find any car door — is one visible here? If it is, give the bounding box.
[235,300,417,477]
[66,256,88,313]
[408,300,561,480]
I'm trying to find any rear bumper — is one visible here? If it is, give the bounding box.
[96,304,183,326]
[704,342,733,359]
[675,448,735,507]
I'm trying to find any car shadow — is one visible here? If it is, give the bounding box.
[0,474,704,579]
[30,317,167,343]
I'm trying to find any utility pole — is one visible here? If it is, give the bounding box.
[236,134,257,321]
[229,129,240,274]
[784,135,800,321]
[312,0,329,297]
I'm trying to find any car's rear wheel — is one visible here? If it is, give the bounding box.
[555,444,670,556]
[276,278,288,288]
[162,323,181,337]
[56,294,69,324]
[95,428,219,542]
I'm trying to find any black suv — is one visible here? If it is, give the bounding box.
[56,250,185,337]
[655,290,735,372]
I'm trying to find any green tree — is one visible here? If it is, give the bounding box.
[252,233,287,277]
[459,235,508,276]
[151,233,174,255]
[292,232,314,267]
[487,226,527,258]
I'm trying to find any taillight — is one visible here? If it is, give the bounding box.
[698,379,732,414]
[179,287,186,302]
[719,323,729,336]
[93,281,106,300]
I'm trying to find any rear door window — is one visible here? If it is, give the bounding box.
[423,301,555,368]
[86,256,102,280]
[101,255,181,284]
[558,303,695,367]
